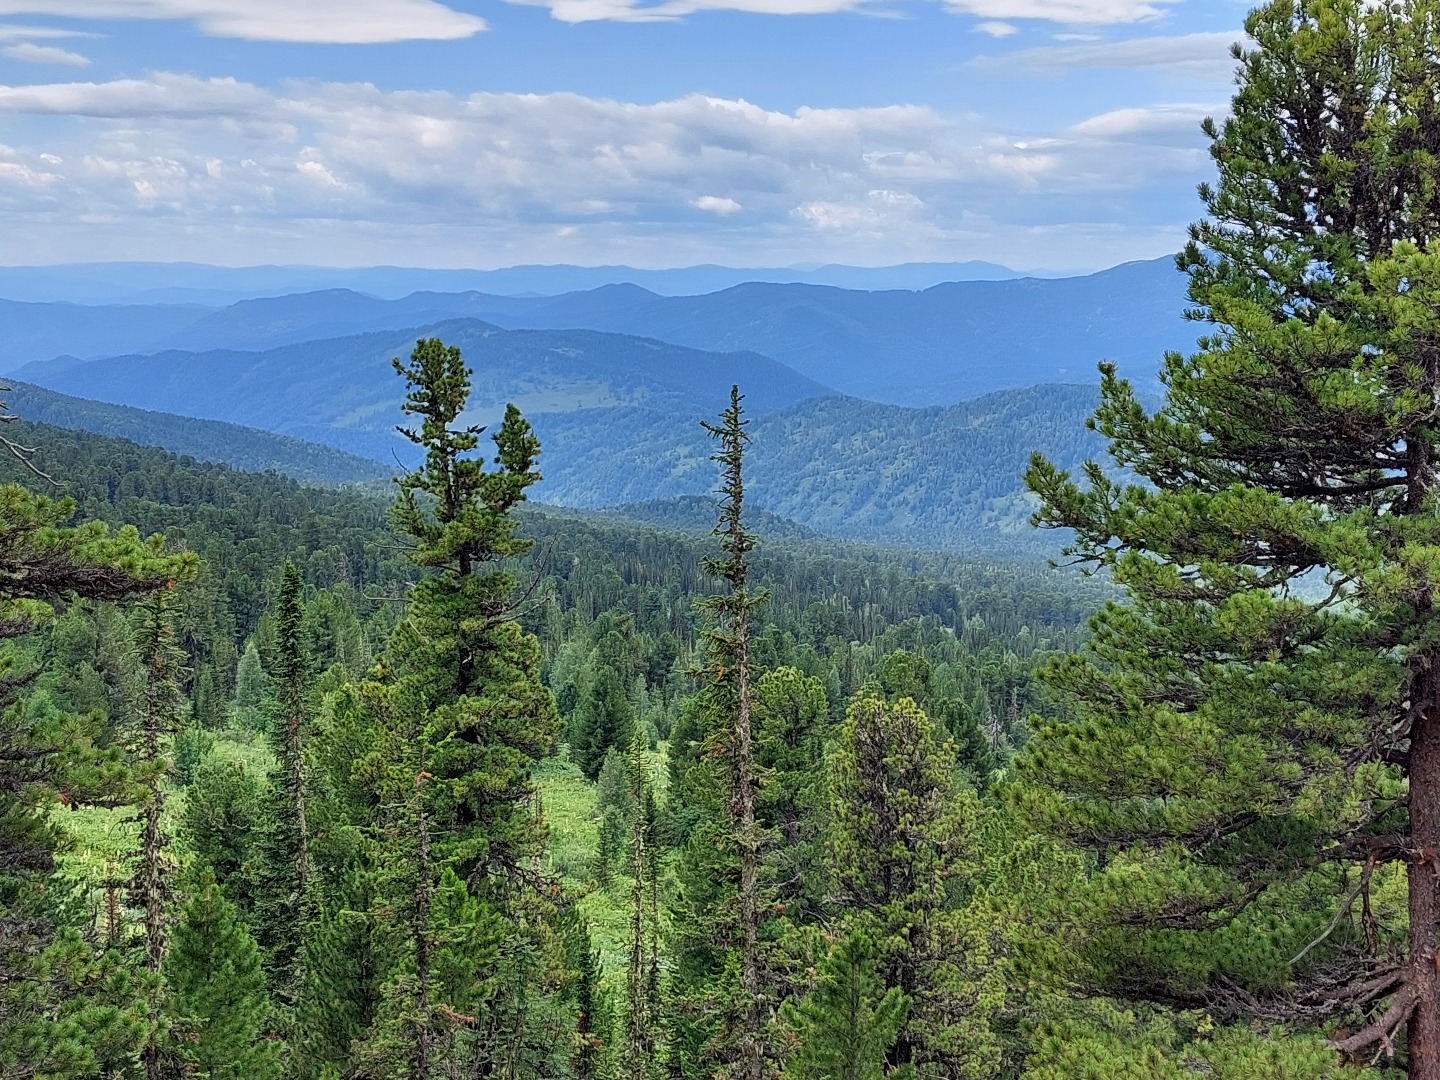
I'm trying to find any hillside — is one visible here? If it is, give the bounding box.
[2,259,1190,407]
[17,319,830,463]
[529,385,1101,554]
[471,257,1191,404]
[4,382,389,485]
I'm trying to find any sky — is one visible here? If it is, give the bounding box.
[0,0,1256,271]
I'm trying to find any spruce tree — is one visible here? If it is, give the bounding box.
[1019,0,1440,1071]
[164,870,283,1080]
[623,728,660,1078]
[126,586,188,1080]
[703,385,769,1080]
[778,931,911,1080]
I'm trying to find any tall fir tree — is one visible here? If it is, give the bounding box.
[164,870,284,1080]
[701,385,770,1080]
[126,585,188,1080]
[1019,0,1440,1072]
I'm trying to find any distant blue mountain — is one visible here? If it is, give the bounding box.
[0,259,1039,305]
[17,319,831,464]
[1,257,1189,406]
[6,381,387,485]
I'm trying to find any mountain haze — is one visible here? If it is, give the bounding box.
[18,319,830,462]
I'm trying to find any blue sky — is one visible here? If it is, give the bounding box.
[0,0,1254,270]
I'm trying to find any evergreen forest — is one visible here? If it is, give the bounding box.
[14,2,1440,1077]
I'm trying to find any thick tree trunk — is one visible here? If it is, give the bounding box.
[1412,677,1440,1078]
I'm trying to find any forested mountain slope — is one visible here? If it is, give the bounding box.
[532,385,1102,553]
[0,296,211,368]
[6,382,389,485]
[17,318,829,461]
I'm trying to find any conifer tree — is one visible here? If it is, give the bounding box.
[348,337,560,1074]
[831,693,993,1076]
[0,485,192,1076]
[779,931,911,1080]
[702,385,770,1080]
[250,560,313,999]
[126,586,188,1080]
[575,665,636,781]
[1019,0,1440,1071]
[623,728,659,1078]
[164,870,283,1080]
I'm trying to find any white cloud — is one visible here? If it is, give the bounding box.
[1,42,90,64]
[1072,101,1214,138]
[0,1,486,43]
[0,72,1214,269]
[946,0,1181,21]
[983,30,1245,77]
[694,194,740,214]
[509,0,1186,24]
[973,20,1017,35]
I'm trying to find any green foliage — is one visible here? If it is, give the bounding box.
[779,931,912,1080]
[164,870,283,1080]
[832,693,999,1077]
[1019,0,1440,1064]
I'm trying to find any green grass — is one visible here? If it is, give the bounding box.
[52,729,277,926]
[536,744,669,986]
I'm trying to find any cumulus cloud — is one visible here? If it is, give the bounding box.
[0,72,1213,268]
[973,20,1017,35]
[694,194,741,214]
[1,42,90,64]
[982,30,1246,77]
[0,1,485,43]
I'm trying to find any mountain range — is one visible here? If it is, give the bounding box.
[0,259,1060,305]
[8,257,1191,403]
[0,256,1181,556]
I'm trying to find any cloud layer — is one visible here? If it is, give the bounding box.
[0,72,1211,268]
[0,1,485,43]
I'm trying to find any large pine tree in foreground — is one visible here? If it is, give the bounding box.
[1021,0,1440,1072]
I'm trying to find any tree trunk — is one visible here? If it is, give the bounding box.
[1412,673,1440,1078]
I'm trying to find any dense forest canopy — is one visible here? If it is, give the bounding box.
[9,2,1440,1078]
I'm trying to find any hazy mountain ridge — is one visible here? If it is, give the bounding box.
[6,382,390,485]
[0,259,1045,305]
[18,318,831,463]
[3,258,1189,405]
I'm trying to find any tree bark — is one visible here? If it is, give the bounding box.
[1411,667,1440,1078]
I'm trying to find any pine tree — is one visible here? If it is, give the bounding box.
[831,693,993,1076]
[0,484,193,1078]
[164,870,283,1080]
[778,931,911,1080]
[348,337,560,1074]
[126,586,188,1080]
[1019,0,1440,1071]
